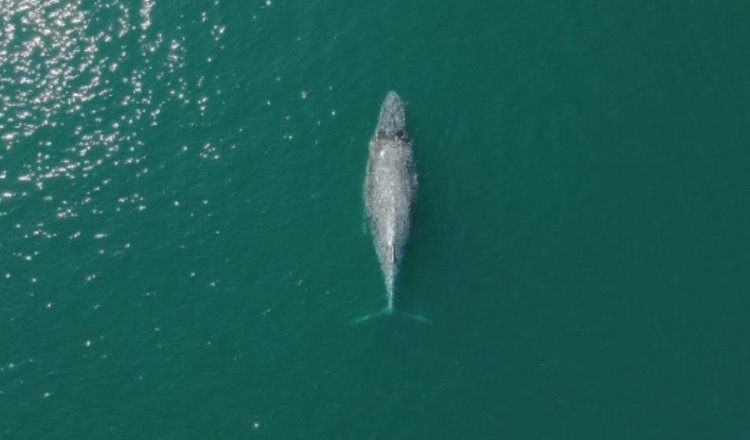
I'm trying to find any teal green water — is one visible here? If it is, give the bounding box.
[2,0,750,438]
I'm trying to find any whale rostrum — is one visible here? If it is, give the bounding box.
[364,91,417,312]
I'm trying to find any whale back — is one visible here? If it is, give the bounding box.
[365,91,416,305]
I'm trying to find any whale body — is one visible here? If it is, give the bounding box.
[364,91,416,312]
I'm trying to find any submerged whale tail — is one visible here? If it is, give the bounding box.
[352,303,430,324]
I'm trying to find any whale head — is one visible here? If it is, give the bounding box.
[375,91,407,141]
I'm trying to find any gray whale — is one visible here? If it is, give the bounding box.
[364,91,417,312]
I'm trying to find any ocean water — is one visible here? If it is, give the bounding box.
[1,0,749,438]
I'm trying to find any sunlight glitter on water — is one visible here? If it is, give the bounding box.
[0,0,345,337]
[0,0,231,232]
[0,1,239,358]
[1,0,98,144]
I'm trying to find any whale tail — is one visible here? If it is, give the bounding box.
[352,307,391,324]
[352,306,431,324]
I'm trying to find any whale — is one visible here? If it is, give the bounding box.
[363,91,417,314]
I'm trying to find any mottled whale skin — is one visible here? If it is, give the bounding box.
[364,91,416,312]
